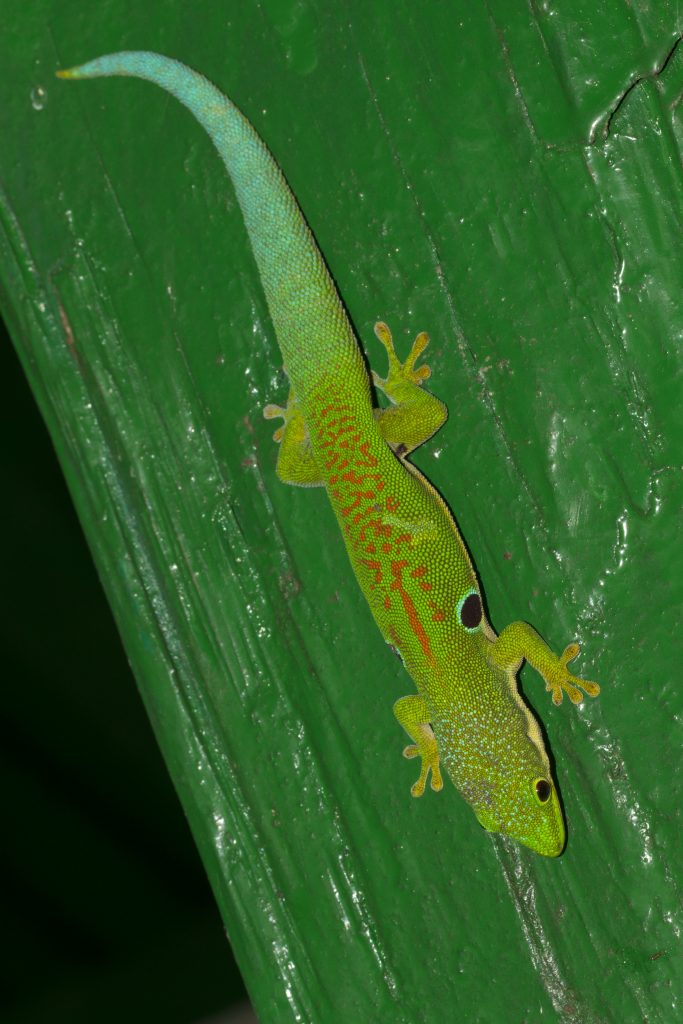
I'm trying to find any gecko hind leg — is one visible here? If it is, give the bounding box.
[263,388,325,487]
[394,693,443,797]
[372,321,448,456]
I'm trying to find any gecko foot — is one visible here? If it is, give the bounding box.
[263,391,298,443]
[545,643,601,706]
[403,728,443,797]
[372,321,431,392]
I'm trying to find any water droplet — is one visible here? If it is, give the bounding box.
[31,86,47,111]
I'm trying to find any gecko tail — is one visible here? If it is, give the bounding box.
[55,51,368,406]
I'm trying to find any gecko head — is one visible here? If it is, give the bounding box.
[473,757,565,851]
[466,745,566,857]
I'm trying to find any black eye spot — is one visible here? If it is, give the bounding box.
[535,779,552,803]
[459,591,482,630]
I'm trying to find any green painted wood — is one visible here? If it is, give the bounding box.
[2,3,681,1021]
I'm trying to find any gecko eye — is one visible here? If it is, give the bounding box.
[456,589,482,632]
[534,779,552,804]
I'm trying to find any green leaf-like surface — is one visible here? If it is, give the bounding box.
[2,4,682,1022]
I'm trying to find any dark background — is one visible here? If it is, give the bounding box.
[2,318,247,1023]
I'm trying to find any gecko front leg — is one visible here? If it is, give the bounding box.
[488,622,600,705]
[393,693,444,797]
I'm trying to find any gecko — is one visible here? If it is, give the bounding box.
[57,52,600,857]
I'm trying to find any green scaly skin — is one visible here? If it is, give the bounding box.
[57,52,600,856]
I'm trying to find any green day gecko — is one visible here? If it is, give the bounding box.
[57,52,600,857]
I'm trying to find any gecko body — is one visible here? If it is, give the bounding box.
[58,52,600,856]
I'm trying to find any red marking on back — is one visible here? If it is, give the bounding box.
[411,566,427,578]
[341,490,376,517]
[357,442,378,468]
[352,506,377,528]
[359,519,392,542]
[319,402,351,420]
[383,595,392,611]
[321,426,351,444]
[389,561,434,664]
[320,424,357,449]
[381,543,392,554]
[360,558,383,584]
[365,543,376,554]
[397,533,412,545]
[341,496,362,516]
[428,599,446,623]
[386,496,400,513]
[342,470,382,485]
[327,414,355,429]
[419,582,433,592]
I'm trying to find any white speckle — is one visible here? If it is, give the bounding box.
[30,85,47,110]
[614,258,626,303]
